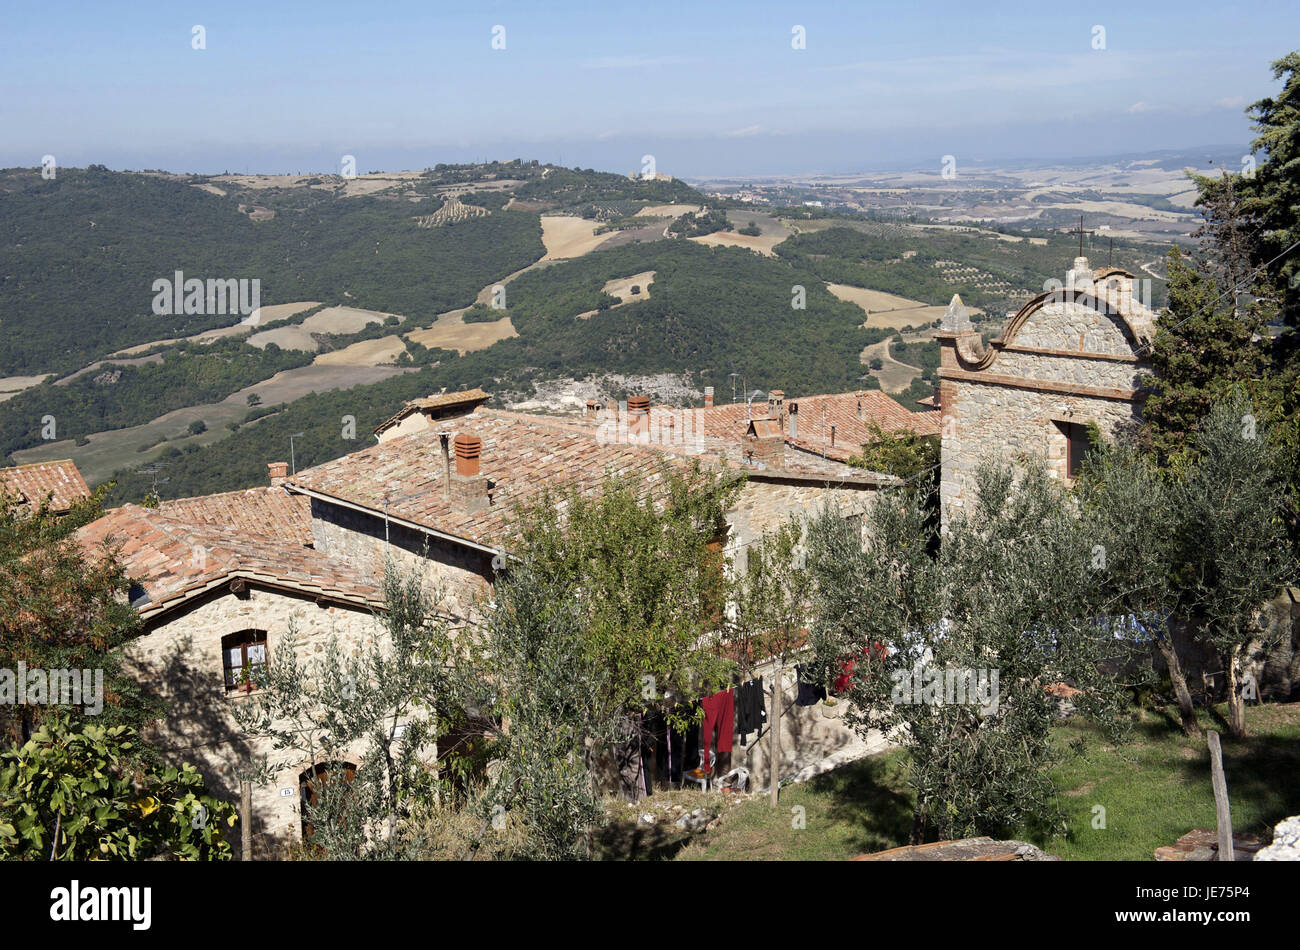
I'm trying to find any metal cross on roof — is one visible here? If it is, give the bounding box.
[1068,215,1095,257]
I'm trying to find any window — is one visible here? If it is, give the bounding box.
[1054,420,1094,479]
[222,629,268,692]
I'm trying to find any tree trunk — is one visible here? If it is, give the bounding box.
[768,665,782,807]
[910,805,927,846]
[1226,645,1247,739]
[1156,637,1200,737]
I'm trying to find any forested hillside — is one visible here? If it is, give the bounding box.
[0,166,545,376]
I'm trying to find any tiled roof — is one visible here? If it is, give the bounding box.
[77,487,383,620]
[373,388,492,435]
[0,460,90,513]
[291,408,704,549]
[534,391,938,470]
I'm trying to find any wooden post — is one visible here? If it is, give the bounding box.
[1207,731,1234,862]
[240,779,253,862]
[768,666,782,807]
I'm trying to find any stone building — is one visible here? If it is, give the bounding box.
[937,256,1155,516]
[77,485,387,853]
[79,387,938,852]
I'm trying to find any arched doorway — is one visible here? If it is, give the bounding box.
[298,761,356,844]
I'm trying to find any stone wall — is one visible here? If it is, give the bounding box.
[726,478,874,571]
[940,379,1140,514]
[309,497,493,619]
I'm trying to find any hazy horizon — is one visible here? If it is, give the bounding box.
[3,0,1295,178]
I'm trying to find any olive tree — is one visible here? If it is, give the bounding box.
[805,463,1132,843]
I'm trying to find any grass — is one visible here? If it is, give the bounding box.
[1043,701,1300,860]
[596,701,1300,861]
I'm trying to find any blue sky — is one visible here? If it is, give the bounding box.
[2,0,1295,176]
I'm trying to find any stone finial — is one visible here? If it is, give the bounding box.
[1067,256,1094,293]
[941,294,973,333]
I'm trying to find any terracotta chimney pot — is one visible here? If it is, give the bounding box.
[454,433,482,476]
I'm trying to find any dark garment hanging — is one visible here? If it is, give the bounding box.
[735,677,766,744]
[795,664,827,706]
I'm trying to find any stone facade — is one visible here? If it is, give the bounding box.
[309,497,494,619]
[937,258,1154,517]
[121,583,388,857]
[725,475,872,572]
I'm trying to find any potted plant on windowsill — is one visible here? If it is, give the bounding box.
[819,696,842,719]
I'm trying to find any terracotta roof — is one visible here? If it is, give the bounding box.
[551,391,937,471]
[291,408,706,550]
[373,388,491,435]
[0,460,91,513]
[77,487,383,620]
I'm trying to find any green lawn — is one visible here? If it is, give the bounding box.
[600,701,1300,861]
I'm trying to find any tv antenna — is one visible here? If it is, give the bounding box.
[136,466,169,496]
[289,432,306,475]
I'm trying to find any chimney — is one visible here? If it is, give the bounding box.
[454,433,482,476]
[703,386,715,408]
[584,399,598,418]
[788,401,798,440]
[627,395,651,441]
[450,433,489,512]
[267,462,288,486]
[744,417,785,468]
[768,389,786,426]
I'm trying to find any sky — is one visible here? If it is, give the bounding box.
[1,0,1296,178]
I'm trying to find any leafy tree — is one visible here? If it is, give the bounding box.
[509,463,744,730]
[452,563,621,859]
[730,520,813,806]
[1236,50,1300,330]
[1141,241,1271,470]
[0,714,235,860]
[0,488,152,744]
[849,422,939,482]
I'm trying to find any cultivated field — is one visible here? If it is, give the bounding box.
[406,312,518,353]
[247,306,401,352]
[540,215,611,260]
[860,338,921,393]
[313,335,409,366]
[827,283,965,331]
[827,284,928,313]
[12,363,420,484]
[635,203,701,217]
[0,375,48,403]
[577,271,656,319]
[109,302,321,356]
